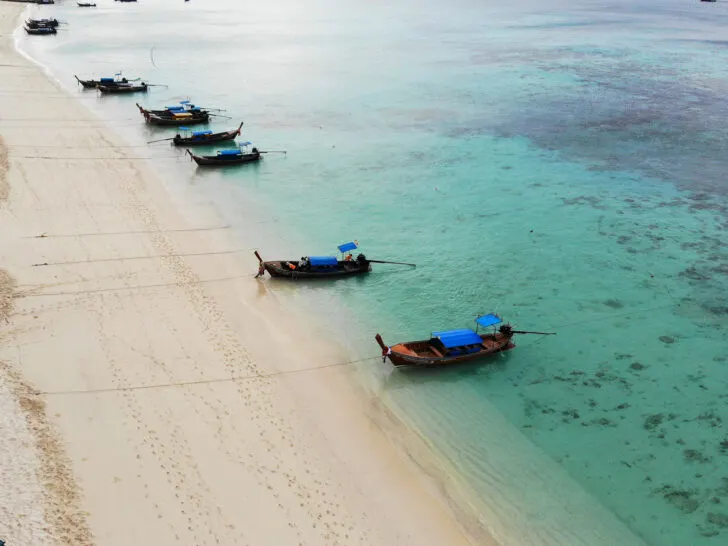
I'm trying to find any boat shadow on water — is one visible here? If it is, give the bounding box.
[381,351,512,391]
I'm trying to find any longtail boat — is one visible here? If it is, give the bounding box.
[75,75,132,89]
[77,2,97,6]
[186,145,261,167]
[254,241,416,279]
[99,83,148,94]
[173,122,243,146]
[375,314,555,368]
[26,18,59,28]
[24,26,57,35]
[137,102,210,126]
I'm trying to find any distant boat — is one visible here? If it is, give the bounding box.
[24,26,57,35]
[375,314,555,368]
[75,75,134,89]
[98,82,148,94]
[137,102,210,126]
[115,0,137,2]
[26,18,59,28]
[77,2,97,6]
[186,144,261,167]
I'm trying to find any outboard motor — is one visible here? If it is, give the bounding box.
[499,324,514,336]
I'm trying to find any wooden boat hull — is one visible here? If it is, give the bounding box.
[262,260,371,279]
[24,27,57,35]
[376,332,515,367]
[146,113,209,126]
[98,84,147,94]
[190,152,261,166]
[174,132,237,146]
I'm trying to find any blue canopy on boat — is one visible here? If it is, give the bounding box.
[337,241,359,253]
[432,328,483,349]
[309,256,338,267]
[166,106,184,111]
[179,100,191,104]
[100,77,114,82]
[192,130,212,137]
[217,149,242,156]
[476,314,502,328]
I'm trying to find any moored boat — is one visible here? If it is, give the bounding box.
[137,102,210,126]
[375,314,555,367]
[26,18,59,28]
[186,144,261,166]
[253,241,416,279]
[77,2,96,5]
[98,82,148,94]
[255,252,371,279]
[75,75,133,89]
[173,122,243,146]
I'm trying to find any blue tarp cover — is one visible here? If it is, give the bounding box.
[309,256,338,267]
[476,314,502,328]
[337,241,358,253]
[432,328,483,349]
[217,149,242,156]
[192,130,212,137]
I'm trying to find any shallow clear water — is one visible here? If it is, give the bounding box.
[17,0,728,542]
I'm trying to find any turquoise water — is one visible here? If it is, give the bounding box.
[17,0,728,542]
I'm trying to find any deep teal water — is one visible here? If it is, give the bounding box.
[17,0,728,543]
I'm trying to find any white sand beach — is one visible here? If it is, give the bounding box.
[0,3,480,545]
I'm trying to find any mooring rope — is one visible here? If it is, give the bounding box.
[37,356,379,396]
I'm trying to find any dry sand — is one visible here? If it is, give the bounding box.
[0,3,478,545]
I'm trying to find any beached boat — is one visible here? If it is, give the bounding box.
[172,122,243,146]
[99,83,147,94]
[75,75,133,89]
[26,18,59,28]
[24,26,57,35]
[255,252,371,279]
[186,146,261,166]
[254,241,415,280]
[375,314,554,368]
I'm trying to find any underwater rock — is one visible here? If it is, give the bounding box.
[659,335,676,344]
[616,403,630,410]
[684,449,712,464]
[644,413,664,430]
[604,298,624,309]
[592,417,614,427]
[707,512,728,528]
[655,485,700,514]
[679,266,711,281]
[697,412,722,428]
[629,362,646,371]
[562,408,580,421]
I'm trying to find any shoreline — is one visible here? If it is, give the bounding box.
[0,2,481,545]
